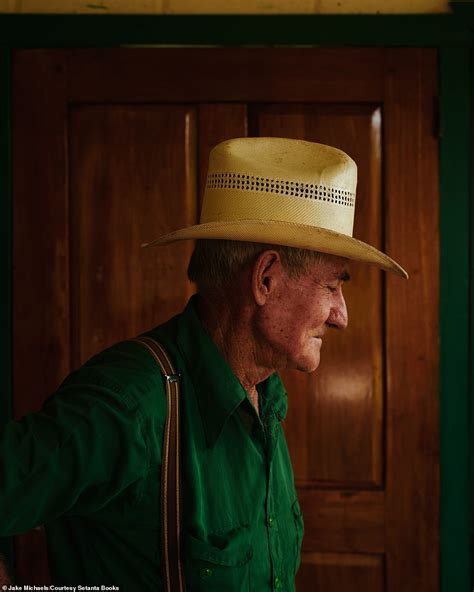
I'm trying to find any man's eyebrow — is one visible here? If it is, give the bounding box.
[338,270,351,282]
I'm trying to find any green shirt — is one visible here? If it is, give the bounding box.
[0,296,303,591]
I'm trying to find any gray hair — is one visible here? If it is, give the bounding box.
[187,239,325,294]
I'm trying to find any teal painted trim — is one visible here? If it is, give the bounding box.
[0,13,470,48]
[0,45,14,572]
[452,0,474,17]
[439,46,471,592]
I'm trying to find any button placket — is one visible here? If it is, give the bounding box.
[267,454,282,591]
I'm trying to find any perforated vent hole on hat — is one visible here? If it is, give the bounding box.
[206,172,355,207]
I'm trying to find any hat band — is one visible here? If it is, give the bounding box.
[207,172,355,206]
[200,187,355,236]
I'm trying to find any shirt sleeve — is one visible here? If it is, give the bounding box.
[0,352,157,536]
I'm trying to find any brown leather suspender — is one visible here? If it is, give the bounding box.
[132,336,185,592]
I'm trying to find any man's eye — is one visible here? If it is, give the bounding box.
[327,285,338,294]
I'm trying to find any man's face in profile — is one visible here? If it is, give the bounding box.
[254,255,350,373]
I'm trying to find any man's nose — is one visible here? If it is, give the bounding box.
[328,291,348,330]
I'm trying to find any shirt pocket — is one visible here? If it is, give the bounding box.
[292,498,304,574]
[183,526,253,592]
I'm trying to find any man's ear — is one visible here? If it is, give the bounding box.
[251,250,284,306]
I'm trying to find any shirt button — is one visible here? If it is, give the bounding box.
[200,567,213,580]
[274,576,282,589]
[268,516,276,528]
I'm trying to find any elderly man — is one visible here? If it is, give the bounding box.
[0,138,406,591]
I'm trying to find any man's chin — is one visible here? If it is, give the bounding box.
[295,354,321,373]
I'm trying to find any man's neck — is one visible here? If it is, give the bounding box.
[196,293,272,415]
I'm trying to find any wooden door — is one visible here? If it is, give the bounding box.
[12,48,439,591]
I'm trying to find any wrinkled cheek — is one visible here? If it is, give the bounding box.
[256,309,297,355]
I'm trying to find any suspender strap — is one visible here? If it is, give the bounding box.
[132,336,185,592]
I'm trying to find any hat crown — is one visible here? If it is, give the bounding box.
[211,137,356,188]
[142,136,407,278]
[201,137,358,236]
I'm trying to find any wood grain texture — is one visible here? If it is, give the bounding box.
[384,48,440,592]
[66,48,384,103]
[12,49,70,419]
[299,489,384,552]
[297,551,384,592]
[69,105,197,365]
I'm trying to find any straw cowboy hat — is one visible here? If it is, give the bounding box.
[144,137,408,279]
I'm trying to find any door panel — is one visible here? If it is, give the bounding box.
[12,48,439,592]
[299,552,384,592]
[69,105,197,365]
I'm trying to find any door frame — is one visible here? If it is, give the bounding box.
[0,5,472,591]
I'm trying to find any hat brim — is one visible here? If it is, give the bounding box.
[142,219,408,279]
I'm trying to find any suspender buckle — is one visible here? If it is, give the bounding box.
[164,373,181,383]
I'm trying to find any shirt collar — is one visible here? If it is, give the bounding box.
[175,295,288,448]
